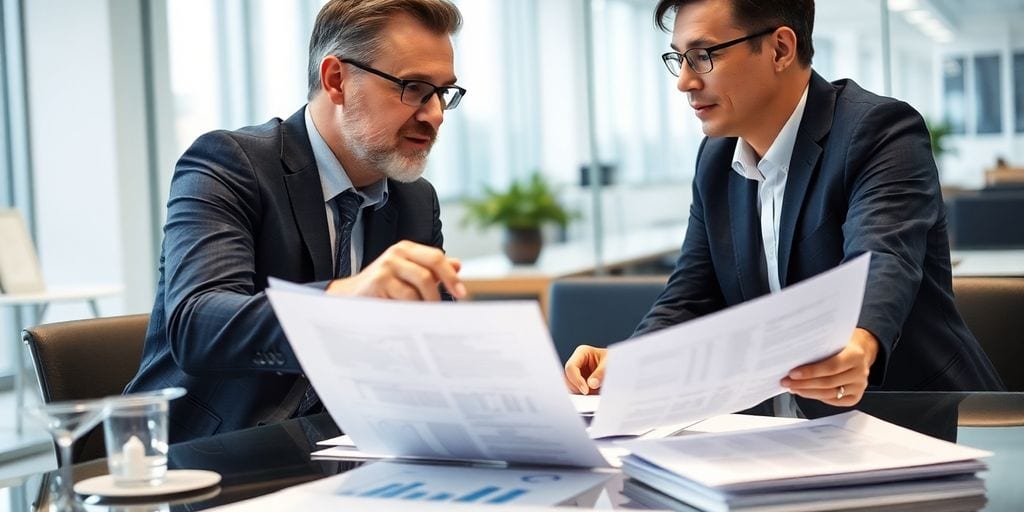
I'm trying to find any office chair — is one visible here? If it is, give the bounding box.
[548,275,667,363]
[23,313,149,463]
[952,277,1024,392]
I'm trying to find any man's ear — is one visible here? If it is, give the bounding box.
[320,55,348,104]
[770,27,799,72]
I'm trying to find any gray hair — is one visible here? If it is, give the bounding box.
[306,0,462,100]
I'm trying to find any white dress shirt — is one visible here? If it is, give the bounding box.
[731,85,809,293]
[731,85,810,416]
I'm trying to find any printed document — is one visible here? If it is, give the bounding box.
[588,253,871,438]
[268,254,871,461]
[265,291,607,467]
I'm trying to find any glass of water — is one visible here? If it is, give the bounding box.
[103,387,186,486]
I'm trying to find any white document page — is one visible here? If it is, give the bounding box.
[265,291,608,468]
[621,410,992,490]
[589,253,871,438]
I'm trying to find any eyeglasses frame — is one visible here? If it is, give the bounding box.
[661,27,779,76]
[339,58,467,110]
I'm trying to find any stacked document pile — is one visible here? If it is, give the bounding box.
[619,411,991,512]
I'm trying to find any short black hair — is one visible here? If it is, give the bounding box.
[654,0,814,67]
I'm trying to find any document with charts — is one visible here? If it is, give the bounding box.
[265,289,608,468]
[268,253,870,462]
[587,252,871,438]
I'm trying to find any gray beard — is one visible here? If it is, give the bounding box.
[343,113,431,183]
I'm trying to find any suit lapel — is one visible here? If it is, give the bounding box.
[729,170,771,299]
[280,108,334,281]
[362,192,398,265]
[777,72,834,286]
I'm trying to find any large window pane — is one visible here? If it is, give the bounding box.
[943,56,967,134]
[974,54,1003,135]
[1015,52,1024,134]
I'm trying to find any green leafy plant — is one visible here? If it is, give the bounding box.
[926,118,957,160]
[462,172,574,230]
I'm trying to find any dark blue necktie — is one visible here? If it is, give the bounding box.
[293,190,364,419]
[333,190,364,278]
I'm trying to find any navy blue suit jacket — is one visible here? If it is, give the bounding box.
[635,73,1003,411]
[126,108,448,441]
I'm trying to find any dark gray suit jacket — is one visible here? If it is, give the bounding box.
[636,72,1003,412]
[126,108,448,442]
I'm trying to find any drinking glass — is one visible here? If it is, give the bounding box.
[103,387,185,486]
[24,399,108,511]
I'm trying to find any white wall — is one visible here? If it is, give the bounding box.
[23,0,156,320]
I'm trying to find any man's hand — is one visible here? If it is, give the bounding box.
[782,328,879,406]
[325,241,466,301]
[564,345,608,395]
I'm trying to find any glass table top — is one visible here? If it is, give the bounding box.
[2,392,1022,511]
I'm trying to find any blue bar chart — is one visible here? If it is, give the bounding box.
[331,462,609,507]
[343,481,532,504]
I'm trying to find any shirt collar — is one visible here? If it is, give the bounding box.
[731,84,810,181]
[303,106,389,210]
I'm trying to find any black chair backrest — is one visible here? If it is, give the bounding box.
[548,276,667,363]
[952,277,1024,391]
[23,313,149,462]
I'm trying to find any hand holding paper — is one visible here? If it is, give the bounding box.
[586,253,871,438]
[784,327,880,405]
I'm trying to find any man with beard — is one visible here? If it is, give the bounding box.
[126,0,468,442]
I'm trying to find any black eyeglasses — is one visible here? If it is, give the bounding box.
[340,58,466,111]
[661,27,778,76]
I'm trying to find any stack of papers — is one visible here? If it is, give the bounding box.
[618,411,991,511]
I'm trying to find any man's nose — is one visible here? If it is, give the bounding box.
[415,93,445,130]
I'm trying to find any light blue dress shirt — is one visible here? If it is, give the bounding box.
[303,106,389,276]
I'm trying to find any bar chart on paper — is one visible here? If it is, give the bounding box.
[332,462,610,506]
[342,481,531,503]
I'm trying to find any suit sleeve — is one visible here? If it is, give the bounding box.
[162,131,300,377]
[841,101,942,385]
[634,139,727,335]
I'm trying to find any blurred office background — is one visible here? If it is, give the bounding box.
[1,0,1023,411]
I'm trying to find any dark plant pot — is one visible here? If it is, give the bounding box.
[503,227,543,265]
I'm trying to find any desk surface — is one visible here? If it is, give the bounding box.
[459,224,685,280]
[0,285,122,306]
[2,392,1022,511]
[950,250,1024,277]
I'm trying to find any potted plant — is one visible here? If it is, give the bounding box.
[463,172,575,265]
[926,118,956,161]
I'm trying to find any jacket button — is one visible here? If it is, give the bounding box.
[253,351,266,365]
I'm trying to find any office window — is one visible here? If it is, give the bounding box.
[1015,52,1024,134]
[0,0,32,381]
[590,0,694,186]
[942,57,967,134]
[974,54,1002,135]
[166,1,225,155]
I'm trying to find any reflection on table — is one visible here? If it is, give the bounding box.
[1,392,1021,511]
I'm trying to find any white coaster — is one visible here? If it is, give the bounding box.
[74,469,221,498]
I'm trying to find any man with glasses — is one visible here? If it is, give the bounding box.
[127,0,468,441]
[566,0,1003,414]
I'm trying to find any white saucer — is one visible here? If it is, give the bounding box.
[74,469,221,498]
